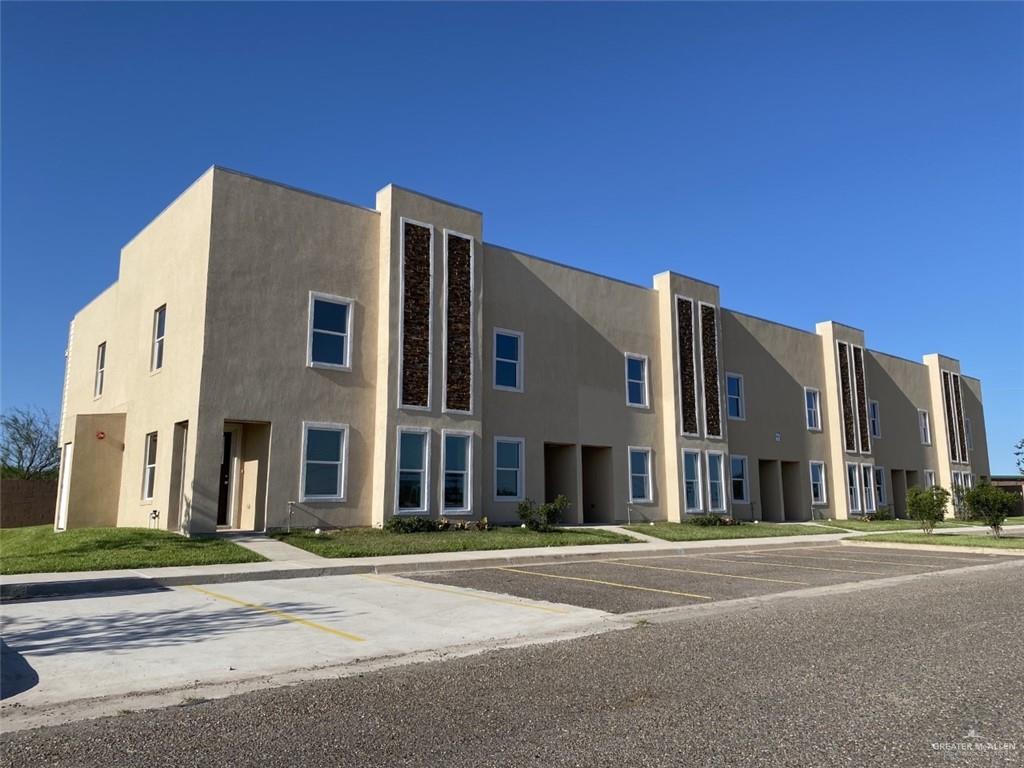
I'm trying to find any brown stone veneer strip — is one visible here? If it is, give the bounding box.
[445,233,472,412]
[401,222,431,408]
[677,297,698,435]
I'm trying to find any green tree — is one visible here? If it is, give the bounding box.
[964,483,1017,538]
[906,485,950,534]
[1015,437,1024,475]
[0,407,60,480]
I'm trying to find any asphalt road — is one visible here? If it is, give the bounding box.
[3,559,1021,768]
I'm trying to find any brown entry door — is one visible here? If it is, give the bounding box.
[217,432,232,526]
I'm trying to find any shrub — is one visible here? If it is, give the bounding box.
[689,514,743,527]
[906,486,950,534]
[383,516,438,534]
[964,483,1016,537]
[517,495,571,531]
[866,505,893,521]
[474,516,490,531]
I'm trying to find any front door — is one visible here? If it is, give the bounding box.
[217,432,232,526]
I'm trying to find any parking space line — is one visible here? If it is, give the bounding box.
[839,546,991,563]
[184,585,366,642]
[729,551,942,569]
[606,560,809,586]
[741,545,987,564]
[692,555,888,576]
[497,567,713,600]
[359,574,572,614]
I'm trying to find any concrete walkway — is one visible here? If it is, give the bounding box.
[214,532,323,562]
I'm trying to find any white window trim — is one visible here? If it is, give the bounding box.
[627,446,653,504]
[94,342,106,399]
[918,409,932,445]
[861,464,876,514]
[725,372,745,421]
[683,450,703,513]
[397,218,434,412]
[141,431,158,501]
[730,454,749,505]
[697,301,724,440]
[809,461,828,506]
[873,466,887,507]
[868,400,881,439]
[846,462,861,514]
[493,436,525,502]
[624,353,650,409]
[394,426,431,514]
[804,387,822,432]
[299,421,349,503]
[924,469,936,488]
[492,328,524,393]
[675,294,700,438]
[705,451,726,512]
[440,429,473,514]
[307,291,354,372]
[441,230,475,415]
[151,305,166,373]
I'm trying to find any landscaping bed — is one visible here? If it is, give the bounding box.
[272,526,634,558]
[850,532,1024,550]
[0,525,266,575]
[626,521,833,541]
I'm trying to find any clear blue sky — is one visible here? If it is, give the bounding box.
[2,2,1022,472]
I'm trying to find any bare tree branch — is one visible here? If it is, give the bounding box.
[1,407,60,479]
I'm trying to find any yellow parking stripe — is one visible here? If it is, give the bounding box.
[184,585,366,642]
[693,555,887,576]
[730,551,941,569]
[497,567,712,601]
[358,573,571,614]
[606,559,809,586]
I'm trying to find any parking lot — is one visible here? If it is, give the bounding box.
[411,543,1016,613]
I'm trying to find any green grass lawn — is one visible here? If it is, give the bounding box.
[625,521,833,541]
[851,532,1024,550]
[820,516,1024,532]
[0,525,267,575]
[957,516,1024,527]
[273,526,634,558]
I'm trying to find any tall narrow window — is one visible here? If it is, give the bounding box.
[873,467,887,507]
[94,342,106,398]
[861,465,876,513]
[494,437,524,501]
[725,373,745,420]
[868,400,881,439]
[846,463,861,514]
[308,293,352,369]
[805,388,821,431]
[730,455,748,503]
[809,461,827,505]
[142,432,158,500]
[493,329,523,392]
[684,450,702,513]
[301,422,347,501]
[151,305,166,371]
[924,470,936,488]
[918,410,932,445]
[706,452,725,512]
[625,354,648,408]
[628,447,652,503]
[397,429,429,512]
[442,432,471,512]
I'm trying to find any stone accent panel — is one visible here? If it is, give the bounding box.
[700,303,722,438]
[852,345,871,454]
[952,373,968,461]
[942,371,960,463]
[677,297,698,435]
[837,342,857,453]
[444,233,472,412]
[401,222,432,408]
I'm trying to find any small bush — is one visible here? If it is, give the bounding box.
[689,514,744,527]
[866,505,893,521]
[517,495,571,531]
[383,516,438,534]
[906,486,950,534]
[474,516,490,531]
[964,483,1017,537]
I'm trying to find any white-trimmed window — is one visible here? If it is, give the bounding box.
[868,400,881,439]
[861,464,876,513]
[301,422,348,502]
[805,387,821,431]
[308,292,353,370]
[706,452,725,512]
[494,437,524,501]
[726,373,745,420]
[924,469,936,488]
[442,431,471,513]
[493,329,523,392]
[625,354,649,408]
[683,450,702,512]
[628,447,652,503]
[396,428,430,512]
[918,410,932,445]
[94,342,106,398]
[873,466,887,507]
[846,462,861,514]
[809,461,827,505]
[965,417,974,451]
[730,455,748,503]
[151,305,166,371]
[141,432,158,500]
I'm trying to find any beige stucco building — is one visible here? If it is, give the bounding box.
[54,167,991,534]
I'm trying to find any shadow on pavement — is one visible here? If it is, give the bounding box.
[1,638,39,699]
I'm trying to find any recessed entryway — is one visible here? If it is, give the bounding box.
[217,421,271,531]
[581,445,614,524]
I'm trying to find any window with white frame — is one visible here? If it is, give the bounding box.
[94,342,106,398]
[494,437,524,500]
[625,354,648,408]
[301,422,347,501]
[809,461,827,505]
[868,400,881,439]
[706,452,725,512]
[873,466,887,506]
[805,388,821,431]
[141,432,158,500]
[151,305,166,371]
[965,417,974,451]
[725,373,745,420]
[730,455,748,503]
[918,409,932,445]
[861,465,876,513]
[493,329,523,391]
[397,429,429,512]
[308,293,352,369]
[628,447,652,503]
[846,463,861,513]
[683,450,702,512]
[924,469,936,488]
[442,432,471,512]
